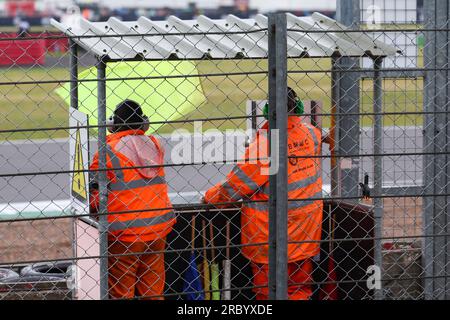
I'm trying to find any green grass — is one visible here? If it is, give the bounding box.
[158,58,424,133]
[0,58,424,140]
[0,67,70,140]
[0,26,59,33]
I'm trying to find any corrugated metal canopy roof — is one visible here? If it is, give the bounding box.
[50,12,399,60]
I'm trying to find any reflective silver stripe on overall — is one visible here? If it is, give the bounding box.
[105,144,166,191]
[220,131,268,200]
[90,145,122,186]
[108,210,176,231]
[287,171,321,192]
[243,191,323,212]
[305,124,319,155]
[106,144,124,180]
[287,191,323,210]
[222,181,243,201]
[262,171,321,195]
[109,175,166,191]
[231,165,260,193]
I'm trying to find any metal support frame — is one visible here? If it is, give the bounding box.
[423,0,450,300]
[373,56,384,300]
[435,0,450,299]
[330,56,340,197]
[446,0,450,299]
[423,0,435,300]
[70,41,78,112]
[96,58,109,300]
[69,39,78,300]
[335,0,361,201]
[268,13,288,300]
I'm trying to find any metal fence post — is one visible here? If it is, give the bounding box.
[336,0,361,201]
[97,58,109,300]
[69,40,78,109]
[423,0,449,300]
[446,0,450,300]
[70,41,78,111]
[373,56,384,300]
[330,56,340,198]
[432,0,449,299]
[423,0,436,300]
[69,39,78,299]
[268,12,288,300]
[436,0,450,299]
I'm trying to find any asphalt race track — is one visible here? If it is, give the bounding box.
[0,127,422,211]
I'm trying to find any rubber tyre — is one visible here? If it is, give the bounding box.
[1,275,63,283]
[0,268,19,282]
[20,261,73,279]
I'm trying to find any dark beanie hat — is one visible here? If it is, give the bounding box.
[112,99,146,132]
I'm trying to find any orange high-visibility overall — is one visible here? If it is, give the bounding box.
[90,129,176,299]
[204,117,323,300]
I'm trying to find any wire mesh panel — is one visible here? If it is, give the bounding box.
[0,1,449,301]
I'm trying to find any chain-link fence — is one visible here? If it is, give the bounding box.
[0,0,449,300]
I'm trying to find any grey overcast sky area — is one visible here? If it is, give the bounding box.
[100,0,336,11]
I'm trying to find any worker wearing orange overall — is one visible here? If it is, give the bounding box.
[204,88,323,300]
[90,100,175,299]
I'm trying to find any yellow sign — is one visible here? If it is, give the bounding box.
[71,126,87,202]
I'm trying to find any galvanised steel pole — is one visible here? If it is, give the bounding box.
[336,0,361,202]
[373,56,384,300]
[423,0,449,300]
[268,13,288,300]
[445,0,450,300]
[70,40,78,111]
[97,58,109,300]
[433,0,448,299]
[267,14,277,300]
[423,0,436,300]
[69,39,78,299]
[330,55,340,198]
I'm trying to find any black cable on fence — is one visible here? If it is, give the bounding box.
[288,150,449,159]
[0,156,266,178]
[287,27,450,33]
[0,70,268,87]
[0,66,447,88]
[118,283,269,300]
[287,233,450,245]
[2,234,449,291]
[148,274,450,300]
[8,231,449,264]
[1,109,448,135]
[0,149,447,179]
[281,274,450,291]
[142,272,450,299]
[0,240,268,267]
[0,114,266,133]
[0,191,448,224]
[287,66,450,74]
[2,232,449,278]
